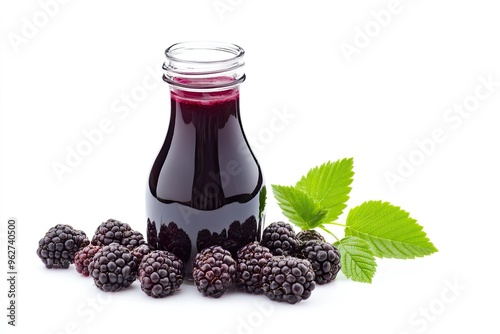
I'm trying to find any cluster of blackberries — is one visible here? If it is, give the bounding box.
[36,219,186,298]
[192,221,341,304]
[37,220,340,304]
[261,222,342,286]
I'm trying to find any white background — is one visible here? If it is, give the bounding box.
[1,0,499,333]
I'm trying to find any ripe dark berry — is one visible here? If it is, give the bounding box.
[261,256,316,304]
[131,244,152,265]
[260,221,299,256]
[74,244,101,276]
[88,243,137,292]
[235,241,273,294]
[36,224,89,269]
[121,230,146,251]
[91,218,145,250]
[296,230,326,244]
[193,245,236,298]
[297,240,341,285]
[138,250,184,298]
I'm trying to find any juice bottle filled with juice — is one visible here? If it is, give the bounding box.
[146,42,266,277]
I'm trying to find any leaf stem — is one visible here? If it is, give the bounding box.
[319,225,340,242]
[322,221,346,227]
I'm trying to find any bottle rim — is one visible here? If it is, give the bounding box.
[163,41,246,92]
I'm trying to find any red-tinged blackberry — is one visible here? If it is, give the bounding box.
[88,242,137,292]
[296,230,326,244]
[235,241,273,294]
[193,245,236,298]
[74,244,101,276]
[36,224,89,269]
[260,221,299,256]
[91,218,145,250]
[298,240,341,285]
[138,250,184,298]
[261,256,316,304]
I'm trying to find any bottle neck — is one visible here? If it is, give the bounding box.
[168,77,241,106]
[163,41,246,99]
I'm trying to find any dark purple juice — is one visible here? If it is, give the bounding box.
[146,87,265,277]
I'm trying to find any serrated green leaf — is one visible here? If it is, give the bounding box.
[296,158,354,223]
[271,185,328,230]
[335,236,377,283]
[345,201,438,259]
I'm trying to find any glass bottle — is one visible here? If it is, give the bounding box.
[146,42,266,277]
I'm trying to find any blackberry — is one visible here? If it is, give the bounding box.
[261,256,316,304]
[74,244,101,276]
[88,242,137,292]
[138,250,184,298]
[260,221,299,256]
[193,245,236,298]
[121,230,146,251]
[235,241,273,294]
[36,224,89,269]
[131,244,152,265]
[296,230,326,244]
[298,240,341,285]
[91,219,130,246]
[91,218,145,250]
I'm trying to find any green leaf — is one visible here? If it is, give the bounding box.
[271,185,328,230]
[335,236,377,283]
[345,201,438,259]
[259,185,267,220]
[296,158,354,223]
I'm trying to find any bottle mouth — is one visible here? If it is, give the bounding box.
[163,41,246,92]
